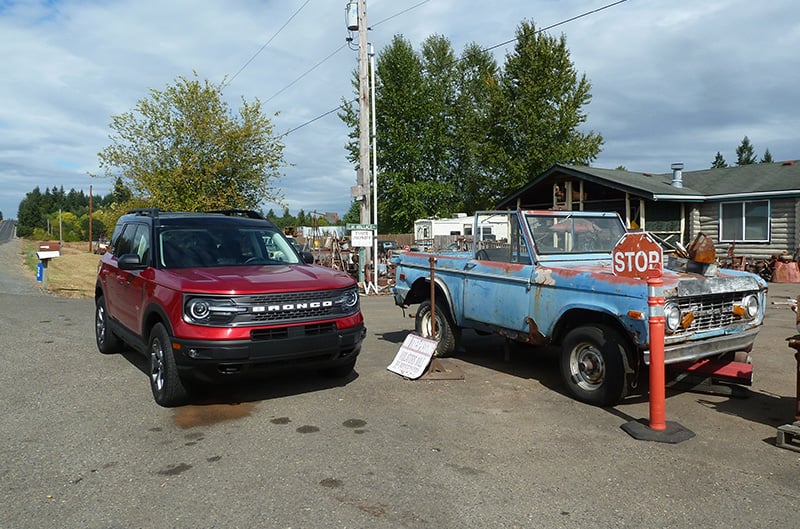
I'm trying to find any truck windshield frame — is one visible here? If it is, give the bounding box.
[526,212,626,255]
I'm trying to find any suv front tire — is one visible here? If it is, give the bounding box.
[148,322,190,407]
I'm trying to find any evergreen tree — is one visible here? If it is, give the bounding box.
[760,148,774,163]
[711,151,728,168]
[485,20,602,206]
[735,136,757,165]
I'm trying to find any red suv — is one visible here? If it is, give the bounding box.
[95,209,365,406]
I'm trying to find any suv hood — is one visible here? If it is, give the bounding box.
[157,264,357,295]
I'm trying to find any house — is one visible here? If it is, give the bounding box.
[496,161,800,261]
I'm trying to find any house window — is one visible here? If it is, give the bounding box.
[719,200,770,243]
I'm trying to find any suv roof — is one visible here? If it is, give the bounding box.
[120,209,278,229]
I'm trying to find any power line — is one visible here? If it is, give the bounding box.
[270,1,431,105]
[282,0,629,137]
[369,0,430,29]
[280,98,357,138]
[484,0,628,53]
[225,0,312,87]
[265,43,348,104]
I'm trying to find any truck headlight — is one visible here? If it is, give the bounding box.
[664,302,681,333]
[742,294,759,319]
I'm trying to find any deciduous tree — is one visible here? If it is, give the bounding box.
[96,74,286,211]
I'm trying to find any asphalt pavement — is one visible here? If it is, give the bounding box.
[1,243,799,528]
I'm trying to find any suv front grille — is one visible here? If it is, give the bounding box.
[187,287,359,327]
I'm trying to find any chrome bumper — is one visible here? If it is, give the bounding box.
[644,326,761,365]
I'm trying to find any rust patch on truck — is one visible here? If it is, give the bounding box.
[525,316,550,345]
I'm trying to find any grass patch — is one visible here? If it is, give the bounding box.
[21,239,100,298]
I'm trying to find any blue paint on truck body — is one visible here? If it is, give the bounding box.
[392,210,767,366]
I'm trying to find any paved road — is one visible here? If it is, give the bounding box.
[0,225,46,296]
[1,253,799,528]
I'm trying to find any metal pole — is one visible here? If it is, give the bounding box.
[370,42,379,290]
[429,256,436,337]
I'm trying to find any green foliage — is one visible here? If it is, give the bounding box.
[342,200,361,225]
[711,151,728,169]
[489,21,602,202]
[735,136,757,165]
[96,74,286,212]
[341,21,602,232]
[760,148,774,164]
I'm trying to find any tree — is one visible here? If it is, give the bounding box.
[711,151,728,168]
[342,200,361,225]
[760,148,774,164]
[735,136,757,166]
[340,22,600,233]
[485,20,603,204]
[96,74,286,211]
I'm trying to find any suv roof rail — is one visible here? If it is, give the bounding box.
[208,209,265,220]
[127,208,160,217]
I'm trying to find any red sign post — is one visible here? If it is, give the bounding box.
[617,233,693,442]
[611,232,662,279]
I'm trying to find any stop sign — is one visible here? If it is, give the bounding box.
[612,232,662,279]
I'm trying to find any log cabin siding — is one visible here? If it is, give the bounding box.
[694,198,799,260]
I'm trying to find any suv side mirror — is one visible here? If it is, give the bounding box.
[118,253,146,270]
[301,251,314,264]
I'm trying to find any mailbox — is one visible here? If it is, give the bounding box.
[36,241,61,260]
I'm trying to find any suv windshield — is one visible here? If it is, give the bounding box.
[527,213,626,254]
[159,226,301,268]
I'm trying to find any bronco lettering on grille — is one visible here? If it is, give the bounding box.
[251,301,335,313]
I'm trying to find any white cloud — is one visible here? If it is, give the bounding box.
[0,0,798,219]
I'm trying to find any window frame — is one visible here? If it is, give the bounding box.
[718,199,771,243]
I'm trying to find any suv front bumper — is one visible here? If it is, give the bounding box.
[172,322,366,381]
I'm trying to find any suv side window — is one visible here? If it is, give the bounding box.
[112,222,150,264]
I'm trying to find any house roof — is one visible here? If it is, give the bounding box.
[498,161,800,208]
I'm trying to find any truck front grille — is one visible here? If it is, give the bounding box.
[670,291,752,335]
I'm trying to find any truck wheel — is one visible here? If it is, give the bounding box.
[415,300,459,357]
[560,325,628,407]
[148,323,189,407]
[95,295,122,355]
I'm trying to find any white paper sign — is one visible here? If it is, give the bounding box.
[387,334,439,379]
[351,229,373,247]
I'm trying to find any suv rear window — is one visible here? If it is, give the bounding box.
[159,226,301,268]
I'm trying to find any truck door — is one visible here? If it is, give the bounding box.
[462,212,536,332]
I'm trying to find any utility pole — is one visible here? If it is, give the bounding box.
[357,0,372,287]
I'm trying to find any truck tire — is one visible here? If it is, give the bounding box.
[415,300,459,357]
[560,324,628,407]
[95,295,122,355]
[148,322,190,407]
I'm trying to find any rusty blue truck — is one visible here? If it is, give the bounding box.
[391,210,768,406]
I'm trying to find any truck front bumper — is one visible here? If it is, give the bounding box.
[645,326,760,365]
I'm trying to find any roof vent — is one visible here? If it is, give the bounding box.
[670,163,684,188]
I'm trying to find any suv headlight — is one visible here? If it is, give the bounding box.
[664,302,681,333]
[337,288,359,312]
[185,297,246,325]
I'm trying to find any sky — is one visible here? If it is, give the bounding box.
[1,0,798,221]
